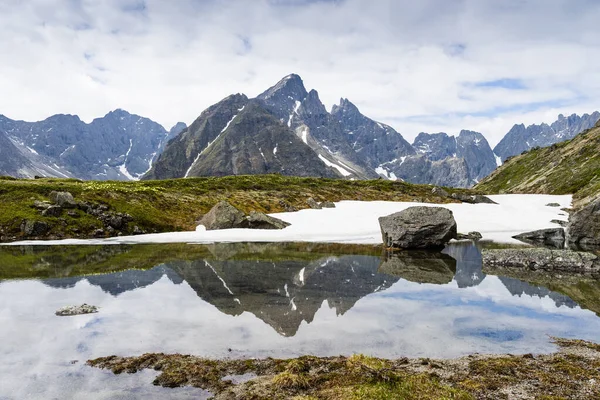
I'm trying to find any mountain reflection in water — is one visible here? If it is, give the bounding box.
[37,242,581,338]
[1,242,600,399]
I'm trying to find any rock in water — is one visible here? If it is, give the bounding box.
[378,207,457,249]
[456,231,483,241]
[567,197,600,249]
[55,304,98,316]
[49,191,77,208]
[513,228,565,249]
[200,201,247,230]
[482,248,599,275]
[245,212,290,230]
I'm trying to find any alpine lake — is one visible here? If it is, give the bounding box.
[1,241,599,399]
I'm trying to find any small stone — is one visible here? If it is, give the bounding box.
[55,304,98,316]
[33,200,52,210]
[133,226,145,235]
[67,211,79,218]
[93,229,105,238]
[545,203,561,207]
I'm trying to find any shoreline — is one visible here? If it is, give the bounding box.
[87,337,600,400]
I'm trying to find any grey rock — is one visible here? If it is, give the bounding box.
[456,231,483,241]
[320,201,336,208]
[245,212,291,230]
[42,205,63,217]
[551,219,567,227]
[33,200,52,210]
[278,200,297,212]
[49,191,77,208]
[378,251,456,284]
[107,215,126,230]
[482,248,599,275]
[546,203,561,207]
[431,187,449,197]
[55,304,98,316]
[132,226,145,235]
[306,197,322,209]
[513,228,565,249]
[379,206,457,249]
[67,211,79,218]
[20,220,49,236]
[567,197,600,249]
[200,201,246,230]
[451,192,497,204]
[93,229,105,237]
[494,112,600,162]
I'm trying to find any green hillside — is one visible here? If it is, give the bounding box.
[476,120,600,208]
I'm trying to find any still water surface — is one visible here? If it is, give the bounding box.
[0,242,599,399]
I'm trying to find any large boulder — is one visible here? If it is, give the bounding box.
[513,228,565,249]
[378,206,457,249]
[245,212,290,230]
[199,201,247,230]
[20,220,49,236]
[567,197,600,249]
[49,191,77,208]
[451,192,497,204]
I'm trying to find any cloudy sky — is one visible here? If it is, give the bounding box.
[1,0,599,146]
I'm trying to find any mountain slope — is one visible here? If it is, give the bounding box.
[494,112,600,162]
[185,100,339,178]
[388,130,496,187]
[331,98,415,172]
[476,120,600,207]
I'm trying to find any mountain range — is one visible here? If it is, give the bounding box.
[0,111,186,180]
[2,74,598,187]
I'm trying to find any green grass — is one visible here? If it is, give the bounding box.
[0,175,470,241]
[476,124,600,207]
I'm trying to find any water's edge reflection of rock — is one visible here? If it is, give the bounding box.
[7,242,581,337]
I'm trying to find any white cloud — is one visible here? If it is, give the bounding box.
[1,0,600,146]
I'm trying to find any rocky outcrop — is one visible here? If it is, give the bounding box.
[482,248,600,276]
[379,206,457,249]
[199,201,290,230]
[306,198,322,209]
[246,212,290,230]
[199,201,247,230]
[567,197,600,249]
[450,192,497,204]
[513,228,565,249]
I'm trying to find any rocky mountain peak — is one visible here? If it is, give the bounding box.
[169,122,187,136]
[331,98,360,116]
[257,73,308,102]
[299,89,327,116]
